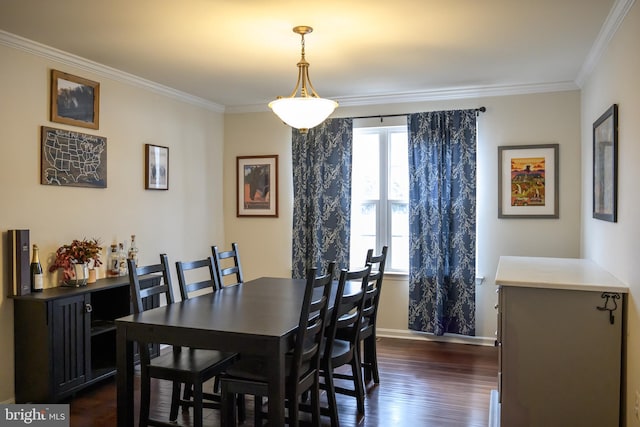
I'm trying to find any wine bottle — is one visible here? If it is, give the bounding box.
[30,244,44,292]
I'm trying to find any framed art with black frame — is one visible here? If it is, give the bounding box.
[593,104,618,222]
[145,144,169,190]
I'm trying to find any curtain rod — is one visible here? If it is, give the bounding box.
[350,106,486,121]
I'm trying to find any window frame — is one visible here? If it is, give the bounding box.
[351,124,408,273]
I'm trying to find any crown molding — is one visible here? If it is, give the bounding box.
[334,81,579,106]
[575,0,636,87]
[225,81,579,114]
[0,30,225,113]
[5,3,628,117]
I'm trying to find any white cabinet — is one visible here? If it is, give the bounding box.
[496,256,627,427]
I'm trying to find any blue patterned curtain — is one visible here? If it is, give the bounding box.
[291,118,353,279]
[407,110,477,336]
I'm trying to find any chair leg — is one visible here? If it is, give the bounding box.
[351,356,365,414]
[193,382,204,427]
[324,367,340,427]
[366,334,380,384]
[169,381,182,421]
[182,383,193,411]
[254,394,262,426]
[358,339,370,384]
[363,335,377,383]
[288,391,300,427]
[220,382,236,427]
[237,393,246,423]
[310,379,321,427]
[139,372,151,427]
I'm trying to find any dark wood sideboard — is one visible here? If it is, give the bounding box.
[11,274,160,403]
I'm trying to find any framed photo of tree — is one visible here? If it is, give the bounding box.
[50,70,100,129]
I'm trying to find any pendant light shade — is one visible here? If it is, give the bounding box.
[269,97,338,130]
[269,26,338,133]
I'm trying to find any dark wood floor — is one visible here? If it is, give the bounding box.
[69,337,498,426]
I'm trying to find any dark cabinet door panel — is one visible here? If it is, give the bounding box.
[52,294,90,395]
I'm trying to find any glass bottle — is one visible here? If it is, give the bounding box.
[108,244,119,277]
[118,243,127,276]
[127,234,138,267]
[30,244,44,292]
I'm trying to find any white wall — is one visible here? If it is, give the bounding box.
[0,43,225,403]
[224,90,583,343]
[580,2,640,425]
[222,113,294,280]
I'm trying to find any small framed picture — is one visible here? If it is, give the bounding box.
[145,144,169,190]
[498,144,559,218]
[593,104,618,222]
[237,155,278,217]
[50,70,100,130]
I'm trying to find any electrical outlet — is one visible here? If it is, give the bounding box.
[635,390,640,421]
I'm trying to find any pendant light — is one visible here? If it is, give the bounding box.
[268,26,338,133]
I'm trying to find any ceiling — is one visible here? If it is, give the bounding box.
[0,0,621,112]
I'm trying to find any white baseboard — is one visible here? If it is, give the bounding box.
[377,328,496,347]
[489,389,500,427]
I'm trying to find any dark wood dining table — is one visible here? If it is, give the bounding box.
[115,276,357,426]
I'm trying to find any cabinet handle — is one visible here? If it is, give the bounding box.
[596,292,620,325]
[85,303,93,313]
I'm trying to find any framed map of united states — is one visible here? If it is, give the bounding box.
[41,126,107,188]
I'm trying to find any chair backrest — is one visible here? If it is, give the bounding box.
[175,256,218,301]
[362,246,388,328]
[211,242,243,287]
[127,254,175,366]
[291,262,336,381]
[324,264,371,359]
[128,254,175,315]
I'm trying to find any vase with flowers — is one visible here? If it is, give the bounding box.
[49,238,103,287]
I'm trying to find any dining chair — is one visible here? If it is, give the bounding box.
[176,255,220,299]
[335,246,388,386]
[360,246,388,384]
[317,264,371,427]
[331,247,387,407]
[128,255,238,427]
[219,262,336,427]
[175,256,244,421]
[211,242,243,288]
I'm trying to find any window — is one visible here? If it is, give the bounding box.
[350,125,409,272]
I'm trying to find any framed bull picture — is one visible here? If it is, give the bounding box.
[237,155,278,217]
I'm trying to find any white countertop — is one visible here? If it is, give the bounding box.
[495,256,628,293]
